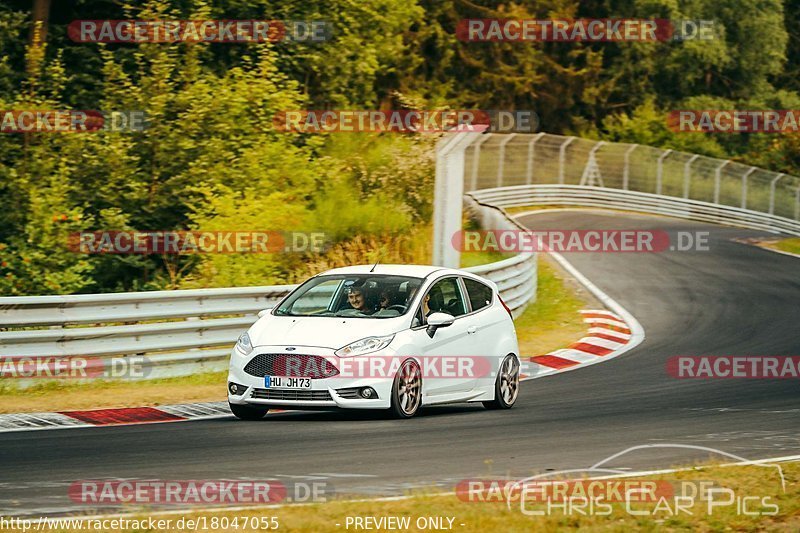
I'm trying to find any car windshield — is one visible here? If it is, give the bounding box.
[274,274,424,318]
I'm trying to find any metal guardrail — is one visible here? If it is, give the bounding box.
[470,253,536,316]
[472,184,800,236]
[0,285,295,327]
[0,287,295,381]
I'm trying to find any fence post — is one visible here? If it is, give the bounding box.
[434,132,484,267]
[741,167,756,209]
[796,187,800,221]
[714,160,730,204]
[468,134,491,191]
[684,154,699,198]
[526,132,545,185]
[497,134,517,187]
[769,173,784,215]
[580,141,605,187]
[656,149,672,195]
[622,144,638,190]
[558,136,575,184]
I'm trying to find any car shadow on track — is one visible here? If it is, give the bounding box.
[223,405,490,423]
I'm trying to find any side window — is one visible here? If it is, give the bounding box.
[463,278,493,312]
[424,277,467,319]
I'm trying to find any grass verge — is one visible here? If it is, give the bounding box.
[0,372,227,414]
[16,461,798,531]
[0,256,591,414]
[514,257,593,357]
[459,250,514,268]
[768,237,800,256]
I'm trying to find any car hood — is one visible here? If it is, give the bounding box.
[249,315,404,350]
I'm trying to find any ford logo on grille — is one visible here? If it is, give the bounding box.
[285,347,296,351]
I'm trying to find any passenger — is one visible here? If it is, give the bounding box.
[422,285,444,319]
[422,292,432,316]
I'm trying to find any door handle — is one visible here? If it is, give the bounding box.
[467,326,477,334]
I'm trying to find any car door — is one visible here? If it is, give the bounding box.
[460,275,503,389]
[408,276,479,397]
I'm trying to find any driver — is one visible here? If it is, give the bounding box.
[347,286,374,314]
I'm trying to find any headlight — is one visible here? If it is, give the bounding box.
[335,334,395,357]
[235,332,253,356]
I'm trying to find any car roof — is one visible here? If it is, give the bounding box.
[320,264,457,278]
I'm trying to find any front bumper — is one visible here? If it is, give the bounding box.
[227,346,395,410]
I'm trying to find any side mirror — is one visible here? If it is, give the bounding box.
[257,307,274,318]
[426,312,455,338]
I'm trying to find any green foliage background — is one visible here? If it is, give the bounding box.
[0,0,797,294]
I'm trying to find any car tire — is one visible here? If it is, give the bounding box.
[390,358,422,419]
[483,354,520,410]
[229,402,269,420]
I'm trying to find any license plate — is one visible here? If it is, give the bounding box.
[265,376,311,389]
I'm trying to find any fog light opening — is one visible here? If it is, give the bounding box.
[229,382,246,395]
[360,387,376,399]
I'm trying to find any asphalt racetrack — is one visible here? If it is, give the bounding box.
[1,211,798,516]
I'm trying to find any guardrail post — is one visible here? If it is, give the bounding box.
[558,136,575,184]
[656,149,672,195]
[683,154,699,198]
[434,131,485,267]
[468,134,491,191]
[741,167,756,209]
[769,173,784,215]
[526,132,545,185]
[497,134,517,187]
[622,144,637,190]
[714,160,730,204]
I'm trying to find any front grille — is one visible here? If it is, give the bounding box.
[243,354,340,379]
[250,388,333,401]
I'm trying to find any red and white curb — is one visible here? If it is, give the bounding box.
[519,309,635,380]
[0,402,233,434]
[518,243,646,380]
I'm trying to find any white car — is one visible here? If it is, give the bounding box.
[227,265,521,419]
